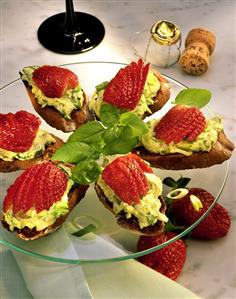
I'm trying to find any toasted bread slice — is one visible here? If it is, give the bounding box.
[21,80,93,132]
[0,134,64,173]
[143,72,171,118]
[94,184,166,236]
[1,184,88,241]
[133,131,234,170]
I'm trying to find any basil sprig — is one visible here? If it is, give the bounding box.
[52,104,148,185]
[173,88,211,108]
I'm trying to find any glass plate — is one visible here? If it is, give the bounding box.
[0,61,229,264]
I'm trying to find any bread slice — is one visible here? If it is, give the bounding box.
[21,80,93,132]
[1,184,89,241]
[143,72,171,118]
[133,131,234,170]
[94,184,166,236]
[0,134,64,173]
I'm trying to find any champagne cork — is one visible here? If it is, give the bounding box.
[179,28,216,75]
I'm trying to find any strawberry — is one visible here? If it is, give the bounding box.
[137,232,186,281]
[0,110,40,152]
[103,59,150,110]
[155,105,206,144]
[102,154,152,205]
[170,188,231,239]
[3,162,68,214]
[32,65,78,98]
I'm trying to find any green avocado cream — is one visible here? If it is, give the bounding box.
[4,178,74,231]
[21,66,84,119]
[0,130,55,161]
[140,116,223,156]
[97,172,168,229]
[89,71,161,118]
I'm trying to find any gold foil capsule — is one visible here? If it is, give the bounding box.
[145,20,182,68]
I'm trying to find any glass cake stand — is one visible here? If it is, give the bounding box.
[0,62,229,264]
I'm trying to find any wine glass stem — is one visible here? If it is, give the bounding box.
[64,0,76,33]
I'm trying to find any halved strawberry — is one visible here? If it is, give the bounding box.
[32,65,78,98]
[103,59,150,110]
[137,232,187,281]
[0,110,40,152]
[155,105,206,144]
[171,188,231,239]
[3,162,68,214]
[102,154,152,205]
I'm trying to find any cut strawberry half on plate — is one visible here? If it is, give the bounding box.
[103,59,150,110]
[3,162,68,214]
[0,110,40,152]
[155,105,206,144]
[102,154,152,205]
[32,65,78,98]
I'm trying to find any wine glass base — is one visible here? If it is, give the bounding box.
[37,12,105,54]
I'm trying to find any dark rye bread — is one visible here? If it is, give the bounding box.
[94,184,166,236]
[133,131,234,170]
[0,134,64,173]
[1,184,89,241]
[22,80,94,132]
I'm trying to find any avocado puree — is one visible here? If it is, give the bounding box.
[0,130,55,161]
[89,71,161,118]
[21,66,84,119]
[140,116,223,156]
[4,178,74,231]
[97,172,168,229]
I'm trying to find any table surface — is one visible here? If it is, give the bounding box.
[0,1,235,299]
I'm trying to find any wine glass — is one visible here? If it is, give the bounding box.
[37,0,105,54]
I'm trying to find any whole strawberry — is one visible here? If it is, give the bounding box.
[171,188,231,239]
[137,232,186,281]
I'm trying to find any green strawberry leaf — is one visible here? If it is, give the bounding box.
[163,176,191,189]
[176,177,191,188]
[164,220,185,233]
[162,177,178,189]
[173,88,211,108]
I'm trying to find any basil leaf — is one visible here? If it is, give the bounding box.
[72,160,102,185]
[68,121,105,144]
[119,112,148,137]
[173,88,211,108]
[102,126,121,144]
[52,142,94,163]
[72,224,97,237]
[95,81,109,91]
[100,104,120,127]
[103,137,139,155]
